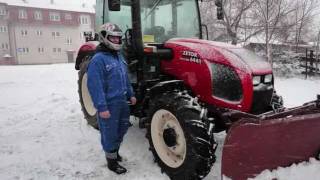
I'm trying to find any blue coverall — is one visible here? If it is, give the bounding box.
[87,51,134,159]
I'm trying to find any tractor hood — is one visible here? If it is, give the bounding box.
[165,38,272,75]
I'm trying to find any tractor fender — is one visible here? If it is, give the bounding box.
[146,80,187,100]
[75,42,99,70]
[142,80,186,111]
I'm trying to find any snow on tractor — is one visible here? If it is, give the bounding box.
[75,0,320,179]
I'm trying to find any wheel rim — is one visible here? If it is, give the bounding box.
[151,109,187,168]
[81,73,97,116]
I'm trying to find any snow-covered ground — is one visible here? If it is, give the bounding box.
[0,64,319,180]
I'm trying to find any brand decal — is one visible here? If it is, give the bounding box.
[181,51,201,64]
[105,62,117,71]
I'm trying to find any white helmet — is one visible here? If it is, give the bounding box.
[98,23,123,51]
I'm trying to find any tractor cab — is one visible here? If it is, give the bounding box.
[96,0,202,44]
[94,0,207,84]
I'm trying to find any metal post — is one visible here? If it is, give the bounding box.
[305,49,308,79]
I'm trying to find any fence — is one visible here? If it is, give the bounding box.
[299,49,320,79]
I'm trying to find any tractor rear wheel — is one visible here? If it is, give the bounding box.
[78,56,98,129]
[146,92,216,180]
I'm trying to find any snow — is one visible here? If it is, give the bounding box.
[250,158,320,180]
[0,0,95,13]
[275,77,320,108]
[0,63,319,180]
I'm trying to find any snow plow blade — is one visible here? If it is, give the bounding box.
[221,98,320,180]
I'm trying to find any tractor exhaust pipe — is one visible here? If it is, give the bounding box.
[131,0,144,57]
[131,0,144,82]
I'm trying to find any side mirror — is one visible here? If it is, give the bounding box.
[94,33,99,41]
[124,29,133,47]
[215,0,224,20]
[83,32,99,42]
[108,0,120,11]
[84,31,93,42]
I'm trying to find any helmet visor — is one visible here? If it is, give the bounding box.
[107,35,122,45]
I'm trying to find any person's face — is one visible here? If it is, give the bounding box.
[108,35,121,44]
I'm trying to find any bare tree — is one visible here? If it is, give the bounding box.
[252,0,295,63]
[293,0,319,52]
[221,0,257,44]
[199,0,260,44]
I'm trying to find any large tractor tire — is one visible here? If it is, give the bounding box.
[78,56,98,129]
[146,91,216,180]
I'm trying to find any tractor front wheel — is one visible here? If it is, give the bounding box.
[146,92,216,180]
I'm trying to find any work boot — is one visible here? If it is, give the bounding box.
[107,158,127,174]
[117,150,123,162]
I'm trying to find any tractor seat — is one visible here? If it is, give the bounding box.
[144,26,166,43]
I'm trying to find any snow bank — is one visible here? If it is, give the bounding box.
[250,158,320,180]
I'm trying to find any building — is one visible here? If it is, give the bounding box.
[0,0,95,65]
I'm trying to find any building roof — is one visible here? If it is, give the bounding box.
[0,0,95,13]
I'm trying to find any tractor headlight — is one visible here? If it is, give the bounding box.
[252,76,261,86]
[264,74,273,83]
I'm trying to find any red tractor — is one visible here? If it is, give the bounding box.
[75,0,320,179]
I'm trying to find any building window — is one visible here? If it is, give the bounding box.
[1,43,8,50]
[80,32,86,40]
[0,8,7,15]
[18,9,28,19]
[49,12,60,21]
[34,11,42,20]
[66,37,72,45]
[80,15,90,25]
[0,26,7,33]
[53,47,62,53]
[36,30,42,36]
[21,30,28,36]
[65,13,72,20]
[18,47,29,54]
[38,47,44,53]
[52,31,60,38]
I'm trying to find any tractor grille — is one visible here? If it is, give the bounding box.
[251,84,274,114]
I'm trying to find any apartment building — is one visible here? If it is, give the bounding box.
[0,0,95,65]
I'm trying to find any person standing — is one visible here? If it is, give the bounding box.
[87,23,136,174]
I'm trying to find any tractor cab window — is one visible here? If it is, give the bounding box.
[100,0,201,44]
[142,0,201,43]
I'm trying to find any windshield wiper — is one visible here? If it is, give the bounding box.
[143,0,163,20]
